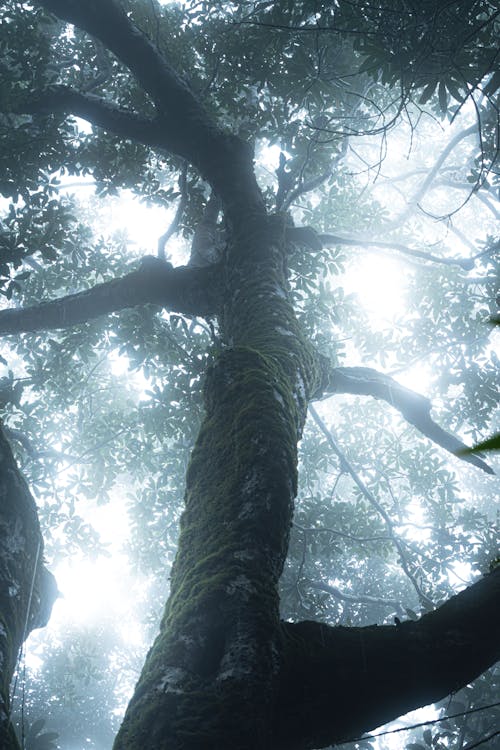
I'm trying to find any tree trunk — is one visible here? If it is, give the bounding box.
[0,425,58,749]
[113,213,322,748]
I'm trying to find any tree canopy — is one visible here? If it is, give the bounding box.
[0,2,498,749]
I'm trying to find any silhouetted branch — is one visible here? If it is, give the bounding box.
[0,257,222,335]
[308,580,405,616]
[318,365,495,474]
[35,0,264,217]
[276,569,500,748]
[158,162,188,260]
[14,85,167,149]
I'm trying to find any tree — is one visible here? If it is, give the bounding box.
[0,1,499,749]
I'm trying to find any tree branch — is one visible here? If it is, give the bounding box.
[34,0,264,218]
[309,580,405,617]
[319,365,494,474]
[275,569,500,749]
[0,257,222,335]
[319,233,475,270]
[14,85,168,150]
[386,124,478,227]
[309,404,434,610]
[158,163,188,260]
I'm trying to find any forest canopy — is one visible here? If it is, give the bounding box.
[0,2,498,750]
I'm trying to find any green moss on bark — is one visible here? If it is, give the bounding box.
[114,215,323,749]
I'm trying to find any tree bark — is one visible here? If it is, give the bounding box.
[0,425,58,749]
[275,569,500,749]
[0,258,222,335]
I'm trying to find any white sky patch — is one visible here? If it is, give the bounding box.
[371,703,441,749]
[46,495,140,628]
[448,560,475,588]
[49,554,139,627]
[58,173,188,263]
[396,362,433,397]
[401,502,431,544]
[342,253,410,325]
[23,487,146,671]
[108,350,150,398]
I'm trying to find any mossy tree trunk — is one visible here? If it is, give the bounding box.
[0,426,58,749]
[114,202,324,748]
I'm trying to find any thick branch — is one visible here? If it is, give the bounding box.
[35,0,264,218]
[320,365,494,474]
[14,85,167,150]
[275,569,500,749]
[0,258,222,335]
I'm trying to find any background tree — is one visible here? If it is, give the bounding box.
[0,1,498,749]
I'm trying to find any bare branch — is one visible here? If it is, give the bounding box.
[309,404,434,610]
[158,162,188,260]
[386,124,477,226]
[319,232,475,270]
[308,580,405,616]
[319,365,495,474]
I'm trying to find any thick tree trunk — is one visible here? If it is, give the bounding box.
[113,215,321,749]
[0,425,58,749]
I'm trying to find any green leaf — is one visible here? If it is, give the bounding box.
[419,81,437,104]
[438,81,448,113]
[456,433,500,455]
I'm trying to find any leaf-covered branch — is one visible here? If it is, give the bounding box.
[0,257,222,335]
[319,365,494,474]
[14,85,167,150]
[34,0,264,218]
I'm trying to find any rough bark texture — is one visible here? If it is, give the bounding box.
[276,569,500,749]
[0,426,57,749]
[113,207,324,748]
